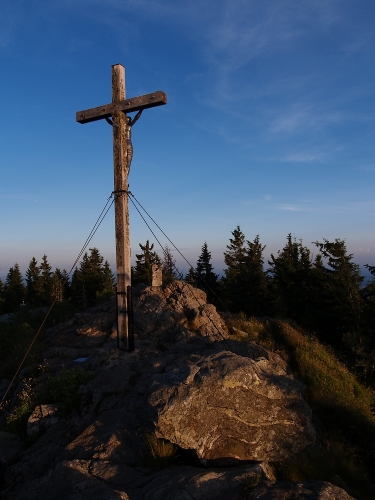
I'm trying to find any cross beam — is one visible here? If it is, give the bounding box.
[76,64,167,351]
[76,90,167,124]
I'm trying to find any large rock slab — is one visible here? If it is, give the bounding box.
[7,459,129,500]
[135,464,265,500]
[147,344,316,464]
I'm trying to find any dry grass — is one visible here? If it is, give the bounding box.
[143,432,177,468]
[275,322,375,423]
[225,315,268,341]
[225,315,375,499]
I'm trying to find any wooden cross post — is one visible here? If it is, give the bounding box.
[76,64,167,351]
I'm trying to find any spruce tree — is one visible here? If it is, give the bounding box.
[51,269,64,302]
[99,260,115,300]
[268,234,313,322]
[72,248,107,307]
[224,226,246,274]
[242,235,270,316]
[3,264,26,313]
[70,268,85,308]
[61,269,71,301]
[0,278,4,315]
[161,245,180,285]
[193,242,218,303]
[313,238,363,344]
[185,267,196,285]
[25,257,40,306]
[222,226,246,311]
[38,254,53,305]
[132,240,161,286]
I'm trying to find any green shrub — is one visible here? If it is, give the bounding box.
[0,302,77,381]
[42,366,93,416]
[3,366,93,438]
[5,382,35,436]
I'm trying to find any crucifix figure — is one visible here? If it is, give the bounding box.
[76,64,167,351]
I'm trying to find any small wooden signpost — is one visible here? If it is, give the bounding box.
[76,64,167,351]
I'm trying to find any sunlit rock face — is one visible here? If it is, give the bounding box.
[147,343,316,465]
[132,280,228,344]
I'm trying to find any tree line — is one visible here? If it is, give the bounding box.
[187,227,375,387]
[0,242,181,315]
[0,248,115,314]
[131,226,375,386]
[1,230,374,386]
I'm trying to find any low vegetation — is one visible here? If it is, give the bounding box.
[4,366,93,438]
[5,381,35,436]
[41,366,94,417]
[0,301,77,381]
[228,316,375,499]
[142,432,177,469]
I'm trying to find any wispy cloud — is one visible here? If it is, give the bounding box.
[0,193,38,202]
[52,1,345,94]
[0,2,21,50]
[200,1,341,69]
[283,152,326,162]
[341,32,374,55]
[269,103,346,134]
[277,204,304,212]
[276,200,375,215]
[269,108,309,133]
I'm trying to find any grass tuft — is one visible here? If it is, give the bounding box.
[226,314,268,341]
[142,432,177,468]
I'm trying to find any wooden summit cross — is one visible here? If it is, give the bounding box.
[76,64,167,351]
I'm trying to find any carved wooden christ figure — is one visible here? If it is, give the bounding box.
[76,64,167,351]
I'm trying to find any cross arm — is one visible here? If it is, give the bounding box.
[76,91,167,124]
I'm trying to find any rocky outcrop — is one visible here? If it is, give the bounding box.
[42,302,116,371]
[132,281,228,343]
[0,282,355,500]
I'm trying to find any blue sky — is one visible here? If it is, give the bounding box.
[1,0,375,279]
